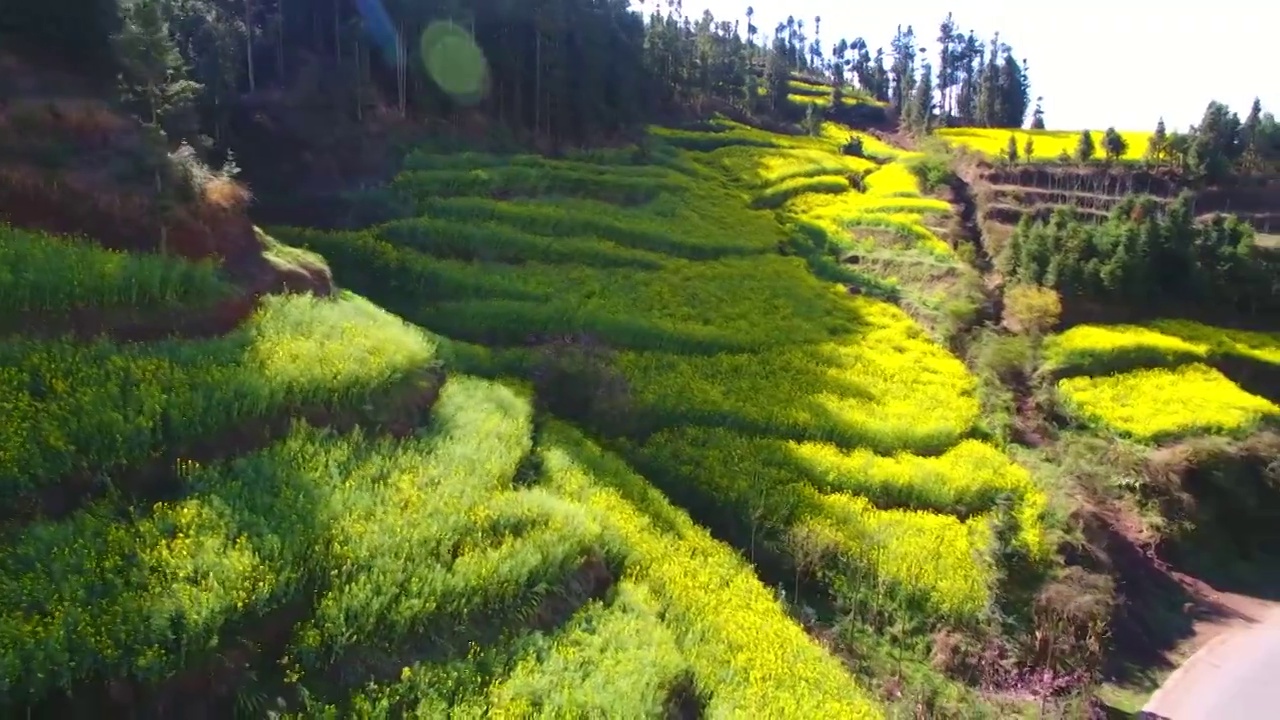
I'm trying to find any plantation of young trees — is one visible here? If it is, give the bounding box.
[1000,195,1280,314]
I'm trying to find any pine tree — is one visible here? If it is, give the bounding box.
[871,48,890,102]
[764,37,791,112]
[888,25,917,114]
[1030,97,1045,129]
[831,38,848,87]
[1074,129,1096,163]
[1102,127,1128,162]
[114,0,199,128]
[1006,133,1019,163]
[1023,135,1035,161]
[1240,98,1264,173]
[1146,117,1169,167]
[935,12,956,118]
[907,60,934,131]
[1242,97,1263,148]
[997,51,1029,127]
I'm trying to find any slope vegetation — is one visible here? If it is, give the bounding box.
[3,106,939,716]
[0,226,890,718]
[931,128,1280,712]
[270,118,1061,707]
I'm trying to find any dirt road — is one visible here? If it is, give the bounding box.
[1142,604,1280,719]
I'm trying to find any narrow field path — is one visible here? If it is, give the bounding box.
[1142,601,1280,719]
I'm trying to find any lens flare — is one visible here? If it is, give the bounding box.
[420,21,489,106]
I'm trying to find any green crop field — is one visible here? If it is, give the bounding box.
[9,96,1275,716]
[272,117,1050,636]
[0,224,233,314]
[0,110,1065,716]
[36,101,1280,715]
[9,0,1280,715]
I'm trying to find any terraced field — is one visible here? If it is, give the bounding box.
[669,120,981,336]
[275,118,1050,631]
[0,225,887,717]
[785,78,886,110]
[1,117,1053,716]
[1044,321,1280,442]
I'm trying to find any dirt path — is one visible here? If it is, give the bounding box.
[1141,593,1280,719]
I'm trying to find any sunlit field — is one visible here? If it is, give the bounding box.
[2,113,1047,716]
[1046,321,1280,441]
[1058,364,1279,442]
[1045,321,1280,377]
[936,128,1153,162]
[270,116,1048,632]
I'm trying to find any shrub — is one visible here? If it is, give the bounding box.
[531,334,636,437]
[905,153,956,193]
[1002,284,1062,336]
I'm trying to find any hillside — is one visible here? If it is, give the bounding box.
[3,3,1280,718]
[0,86,1088,716]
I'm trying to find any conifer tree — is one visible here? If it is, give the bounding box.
[1074,129,1096,163]
[114,0,199,128]
[1030,97,1045,129]
[1102,127,1128,162]
[1146,118,1169,167]
[907,60,934,131]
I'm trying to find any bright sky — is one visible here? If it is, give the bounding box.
[658,0,1278,132]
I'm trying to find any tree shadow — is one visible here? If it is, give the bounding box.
[618,323,979,458]
[1148,432,1280,596]
[16,422,341,718]
[2,294,442,527]
[1214,356,1280,405]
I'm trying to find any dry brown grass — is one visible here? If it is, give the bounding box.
[201,176,252,211]
[0,100,130,150]
[0,164,262,262]
[51,100,130,146]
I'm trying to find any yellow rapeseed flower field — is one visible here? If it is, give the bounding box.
[1042,323,1209,377]
[1046,321,1280,442]
[1058,364,1280,441]
[1046,321,1280,376]
[283,119,1044,637]
[1148,319,1280,367]
[0,115,1055,712]
[0,292,438,497]
[936,128,1153,161]
[637,425,1005,622]
[537,421,882,718]
[619,296,979,454]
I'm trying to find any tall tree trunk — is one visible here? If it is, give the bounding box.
[396,23,407,117]
[354,34,363,121]
[534,26,542,136]
[245,0,256,92]
[276,0,285,79]
[333,0,340,63]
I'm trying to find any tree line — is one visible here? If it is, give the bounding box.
[1000,195,1279,315]
[4,1,1274,183]
[1146,100,1280,182]
[994,99,1280,186]
[1,2,1036,152]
